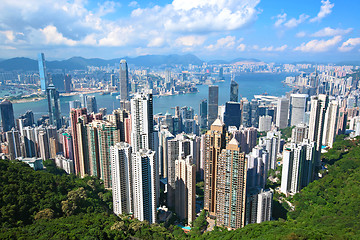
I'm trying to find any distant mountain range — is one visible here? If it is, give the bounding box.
[0,54,262,71]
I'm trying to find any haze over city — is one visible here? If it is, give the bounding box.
[1,0,359,62]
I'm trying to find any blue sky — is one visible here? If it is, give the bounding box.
[0,0,359,62]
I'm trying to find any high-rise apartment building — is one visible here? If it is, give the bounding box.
[111,142,133,216]
[130,93,154,152]
[132,149,158,224]
[208,85,219,126]
[175,155,196,225]
[38,53,48,92]
[281,139,315,194]
[70,108,87,175]
[322,100,339,148]
[38,131,50,161]
[308,94,328,166]
[230,80,239,102]
[0,99,15,132]
[6,130,21,160]
[204,118,227,216]
[119,59,129,101]
[276,98,289,129]
[290,94,308,126]
[46,84,62,129]
[216,138,247,229]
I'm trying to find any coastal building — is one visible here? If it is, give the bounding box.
[0,99,15,132]
[224,101,241,128]
[38,53,48,92]
[86,96,98,114]
[276,98,289,129]
[119,59,129,101]
[208,85,219,126]
[230,80,239,102]
[46,84,62,129]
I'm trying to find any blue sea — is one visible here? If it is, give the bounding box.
[13,73,292,120]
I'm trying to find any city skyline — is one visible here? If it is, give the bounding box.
[0,1,359,62]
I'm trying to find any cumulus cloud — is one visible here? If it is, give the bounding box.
[311,27,352,37]
[339,38,360,52]
[175,36,206,47]
[310,0,334,22]
[40,25,77,46]
[206,36,238,51]
[284,14,309,28]
[294,35,342,52]
[274,13,309,29]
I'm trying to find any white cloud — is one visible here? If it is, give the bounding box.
[339,38,360,52]
[147,37,165,47]
[274,13,287,27]
[294,35,342,52]
[163,0,261,32]
[40,25,77,46]
[284,14,309,28]
[310,0,334,22]
[98,26,135,46]
[206,36,237,51]
[261,45,287,52]
[97,1,119,17]
[311,27,352,37]
[128,1,139,8]
[296,31,306,38]
[237,43,246,51]
[175,35,206,47]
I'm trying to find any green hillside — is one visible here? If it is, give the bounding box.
[1,136,359,239]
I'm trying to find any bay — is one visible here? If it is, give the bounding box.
[13,73,292,120]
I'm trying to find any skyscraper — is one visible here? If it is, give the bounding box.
[216,138,247,229]
[224,101,241,128]
[175,155,196,225]
[130,93,154,152]
[0,99,15,132]
[132,149,158,224]
[199,99,208,129]
[290,94,308,126]
[119,59,129,101]
[86,96,98,113]
[276,98,289,129]
[46,84,62,129]
[208,85,219,126]
[6,130,21,160]
[111,142,133,216]
[64,74,72,93]
[322,100,339,148]
[38,53,47,92]
[204,118,227,216]
[281,139,315,194]
[230,80,239,102]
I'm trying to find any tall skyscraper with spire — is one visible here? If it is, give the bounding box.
[38,53,47,92]
[46,84,62,129]
[119,59,129,101]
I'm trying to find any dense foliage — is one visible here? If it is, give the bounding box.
[1,136,360,239]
